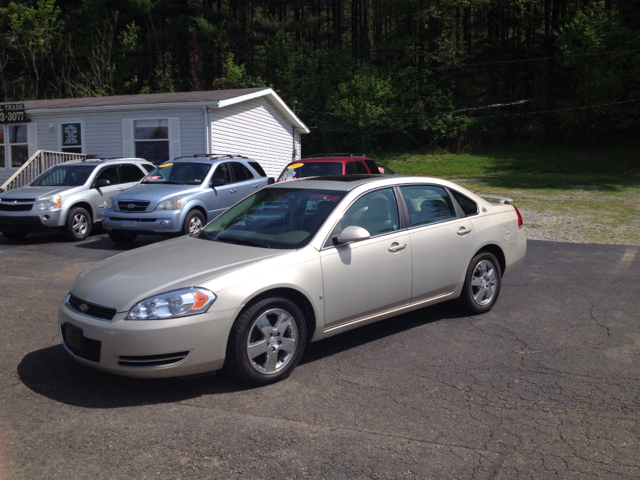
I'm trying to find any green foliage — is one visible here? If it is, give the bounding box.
[0,0,639,150]
[217,53,266,89]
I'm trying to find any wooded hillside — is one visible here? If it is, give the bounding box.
[1,0,638,152]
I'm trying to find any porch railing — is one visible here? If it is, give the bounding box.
[0,150,89,192]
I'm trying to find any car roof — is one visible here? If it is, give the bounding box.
[272,175,403,191]
[171,154,252,164]
[65,157,151,165]
[271,174,485,199]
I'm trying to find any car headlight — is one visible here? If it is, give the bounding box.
[126,288,216,320]
[155,198,182,210]
[104,197,113,209]
[36,195,61,211]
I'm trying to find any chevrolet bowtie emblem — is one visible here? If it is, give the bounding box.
[79,303,89,313]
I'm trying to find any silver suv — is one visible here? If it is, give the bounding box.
[0,158,154,241]
[101,154,274,243]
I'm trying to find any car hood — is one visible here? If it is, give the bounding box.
[71,236,284,312]
[112,183,203,204]
[0,185,81,199]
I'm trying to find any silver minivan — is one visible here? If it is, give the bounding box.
[0,158,154,241]
[101,154,274,243]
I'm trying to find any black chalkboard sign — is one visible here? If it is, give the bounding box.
[62,123,82,146]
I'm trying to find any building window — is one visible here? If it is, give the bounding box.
[0,125,5,168]
[134,119,169,164]
[60,122,83,153]
[9,125,29,167]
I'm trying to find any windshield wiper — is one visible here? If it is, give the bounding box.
[215,236,270,248]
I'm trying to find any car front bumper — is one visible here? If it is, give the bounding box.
[58,300,233,378]
[102,208,183,234]
[0,209,63,232]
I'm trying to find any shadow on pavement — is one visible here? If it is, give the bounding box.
[74,234,168,251]
[17,302,462,409]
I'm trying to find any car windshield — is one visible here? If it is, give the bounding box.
[200,187,347,249]
[278,162,343,182]
[141,162,211,185]
[31,164,97,187]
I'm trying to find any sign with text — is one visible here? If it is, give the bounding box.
[62,123,82,147]
[0,104,28,124]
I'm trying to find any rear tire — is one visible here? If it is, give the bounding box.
[225,296,307,386]
[183,210,205,236]
[63,207,91,241]
[1,231,28,240]
[458,252,502,314]
[108,230,138,244]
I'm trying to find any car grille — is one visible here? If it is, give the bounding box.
[0,201,34,211]
[61,325,102,363]
[117,201,150,212]
[67,294,117,321]
[118,351,190,368]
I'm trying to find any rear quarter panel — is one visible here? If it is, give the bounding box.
[470,203,526,277]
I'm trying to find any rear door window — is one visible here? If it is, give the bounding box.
[400,185,457,227]
[230,162,254,182]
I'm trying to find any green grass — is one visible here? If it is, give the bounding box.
[374,145,640,245]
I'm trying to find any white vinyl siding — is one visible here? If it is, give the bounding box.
[169,117,180,159]
[122,119,133,157]
[210,97,296,178]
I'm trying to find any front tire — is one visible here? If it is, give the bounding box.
[225,296,307,386]
[183,210,205,236]
[108,230,138,244]
[458,252,502,314]
[63,207,91,241]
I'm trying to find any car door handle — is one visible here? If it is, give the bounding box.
[230,189,236,194]
[388,242,406,253]
[457,226,472,236]
[253,184,259,188]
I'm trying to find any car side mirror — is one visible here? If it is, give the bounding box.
[95,179,111,188]
[267,177,275,185]
[334,225,371,245]
[210,178,226,187]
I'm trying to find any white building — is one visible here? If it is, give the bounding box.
[0,88,308,186]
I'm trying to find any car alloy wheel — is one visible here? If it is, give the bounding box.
[471,259,497,306]
[226,296,307,386]
[246,308,298,375]
[64,207,92,241]
[183,210,205,236]
[458,252,502,314]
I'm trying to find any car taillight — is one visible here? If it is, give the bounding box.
[513,205,523,227]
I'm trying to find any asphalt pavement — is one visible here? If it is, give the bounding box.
[0,230,638,479]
